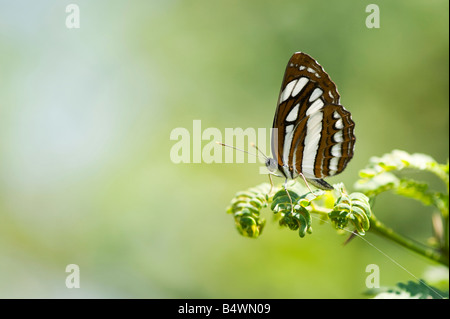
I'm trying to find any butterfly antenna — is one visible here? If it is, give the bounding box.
[250,143,269,160]
[216,142,265,161]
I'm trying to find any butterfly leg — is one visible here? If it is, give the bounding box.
[268,174,274,196]
[283,178,294,213]
[299,173,318,198]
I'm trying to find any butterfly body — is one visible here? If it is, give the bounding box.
[267,52,356,190]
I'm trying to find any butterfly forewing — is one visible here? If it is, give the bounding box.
[271,52,355,188]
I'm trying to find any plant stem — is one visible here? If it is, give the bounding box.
[443,213,449,263]
[369,214,449,267]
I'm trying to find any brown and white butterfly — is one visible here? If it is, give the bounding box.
[265,52,355,192]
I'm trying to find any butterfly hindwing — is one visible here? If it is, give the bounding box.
[310,104,355,178]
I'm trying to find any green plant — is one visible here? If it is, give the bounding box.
[226,150,449,298]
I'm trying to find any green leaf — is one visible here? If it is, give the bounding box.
[355,150,449,219]
[356,149,449,191]
[370,280,448,299]
[272,187,318,238]
[227,183,270,238]
[328,187,372,235]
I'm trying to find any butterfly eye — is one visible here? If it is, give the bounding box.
[265,158,278,173]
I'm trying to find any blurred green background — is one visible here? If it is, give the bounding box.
[0,0,448,298]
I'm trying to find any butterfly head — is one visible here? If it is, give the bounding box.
[265,158,279,174]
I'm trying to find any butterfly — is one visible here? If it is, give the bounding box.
[265,52,356,194]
